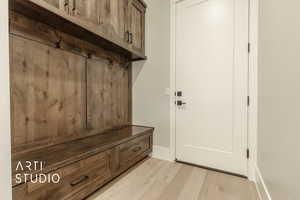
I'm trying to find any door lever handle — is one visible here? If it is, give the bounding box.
[176,100,186,106]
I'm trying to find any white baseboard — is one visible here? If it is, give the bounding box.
[151,145,172,161]
[255,165,272,200]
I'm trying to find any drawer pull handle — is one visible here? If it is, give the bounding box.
[70,175,89,187]
[132,146,142,152]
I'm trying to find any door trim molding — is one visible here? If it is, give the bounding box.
[169,0,259,181]
[169,0,177,163]
[247,0,259,181]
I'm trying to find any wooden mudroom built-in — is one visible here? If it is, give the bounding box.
[9,0,153,199]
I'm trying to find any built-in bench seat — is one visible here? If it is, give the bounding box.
[12,125,154,200]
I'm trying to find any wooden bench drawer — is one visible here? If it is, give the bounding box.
[119,135,151,167]
[13,150,112,200]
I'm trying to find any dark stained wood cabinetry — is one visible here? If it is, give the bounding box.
[128,0,146,55]
[10,0,147,60]
[97,0,129,44]
[13,150,112,200]
[10,35,86,148]
[70,0,99,25]
[10,0,150,199]
[42,0,70,13]
[12,126,154,200]
[87,58,130,132]
[42,0,61,9]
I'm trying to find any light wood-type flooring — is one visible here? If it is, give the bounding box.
[88,158,259,200]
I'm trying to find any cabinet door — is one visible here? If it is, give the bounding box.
[42,0,68,12]
[98,0,129,43]
[71,0,99,25]
[129,0,145,54]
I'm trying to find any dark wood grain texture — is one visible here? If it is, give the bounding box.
[129,0,146,55]
[10,0,147,61]
[12,125,154,187]
[10,34,86,149]
[12,126,154,200]
[10,13,133,154]
[10,0,149,199]
[13,150,112,200]
[87,58,130,132]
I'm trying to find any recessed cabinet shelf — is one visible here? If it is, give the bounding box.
[10,0,147,61]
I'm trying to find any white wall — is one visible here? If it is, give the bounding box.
[258,0,300,199]
[0,0,12,199]
[132,0,171,148]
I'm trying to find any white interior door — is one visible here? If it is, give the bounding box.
[175,0,249,176]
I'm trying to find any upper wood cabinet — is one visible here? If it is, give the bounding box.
[67,0,146,56]
[42,0,61,9]
[42,0,69,12]
[11,0,147,60]
[128,0,146,55]
[70,0,99,25]
[97,0,129,45]
[69,0,135,51]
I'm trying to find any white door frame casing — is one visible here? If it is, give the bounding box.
[169,0,258,181]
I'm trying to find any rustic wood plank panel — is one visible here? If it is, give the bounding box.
[9,11,128,64]
[97,0,128,42]
[10,35,86,148]
[72,0,99,24]
[87,58,129,132]
[10,12,132,154]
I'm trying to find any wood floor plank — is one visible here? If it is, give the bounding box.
[92,158,165,200]
[88,158,159,200]
[116,160,169,200]
[88,158,259,200]
[197,171,258,200]
[156,164,194,200]
[178,167,207,200]
[139,161,183,200]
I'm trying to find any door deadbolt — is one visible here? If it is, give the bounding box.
[175,91,183,97]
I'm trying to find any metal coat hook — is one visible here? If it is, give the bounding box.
[54,30,62,49]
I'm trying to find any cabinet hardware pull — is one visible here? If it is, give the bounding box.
[64,0,69,7]
[64,0,69,13]
[72,0,76,14]
[64,0,69,6]
[132,146,142,152]
[129,33,133,44]
[126,31,130,43]
[70,175,89,187]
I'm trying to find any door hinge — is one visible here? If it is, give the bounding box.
[248,43,251,53]
[247,96,250,107]
[247,148,250,159]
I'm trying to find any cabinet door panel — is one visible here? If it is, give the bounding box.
[43,0,61,8]
[73,0,99,25]
[42,0,70,13]
[10,36,86,147]
[129,0,145,54]
[98,0,128,42]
